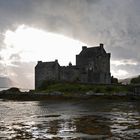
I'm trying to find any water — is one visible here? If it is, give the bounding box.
[0,99,140,139]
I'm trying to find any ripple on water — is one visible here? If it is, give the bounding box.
[0,100,140,139]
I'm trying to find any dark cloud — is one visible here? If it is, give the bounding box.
[86,0,101,3]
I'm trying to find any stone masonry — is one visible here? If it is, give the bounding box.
[35,44,111,89]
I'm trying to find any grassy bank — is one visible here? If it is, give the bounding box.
[37,82,132,95]
[0,84,138,101]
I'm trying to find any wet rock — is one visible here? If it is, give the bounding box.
[86,91,95,96]
[48,91,64,96]
[74,116,112,137]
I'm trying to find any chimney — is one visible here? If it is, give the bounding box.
[38,61,42,64]
[55,59,58,63]
[69,62,72,66]
[82,46,87,50]
[100,43,104,48]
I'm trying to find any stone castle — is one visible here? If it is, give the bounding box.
[35,43,111,89]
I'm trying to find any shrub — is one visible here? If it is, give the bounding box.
[131,76,140,84]
[7,87,20,92]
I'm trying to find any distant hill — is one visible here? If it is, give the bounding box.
[119,75,139,85]
[119,78,132,85]
[0,77,13,88]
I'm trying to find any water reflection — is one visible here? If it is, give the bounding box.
[0,99,140,139]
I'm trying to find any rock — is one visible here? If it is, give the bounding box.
[48,91,63,96]
[86,91,95,96]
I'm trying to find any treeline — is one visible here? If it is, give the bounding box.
[131,75,140,84]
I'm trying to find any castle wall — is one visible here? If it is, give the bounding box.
[35,61,60,88]
[60,66,80,82]
[76,55,88,67]
[76,49,110,72]
[96,53,110,73]
[76,47,111,84]
[35,44,111,89]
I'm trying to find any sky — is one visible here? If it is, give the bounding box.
[0,0,140,89]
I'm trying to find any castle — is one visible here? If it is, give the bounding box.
[35,43,111,89]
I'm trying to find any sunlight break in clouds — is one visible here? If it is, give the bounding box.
[2,25,86,89]
[4,25,86,66]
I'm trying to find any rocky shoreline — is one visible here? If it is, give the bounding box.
[0,87,139,101]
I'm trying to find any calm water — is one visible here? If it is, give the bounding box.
[0,99,140,140]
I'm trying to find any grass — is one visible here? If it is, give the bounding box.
[36,81,130,95]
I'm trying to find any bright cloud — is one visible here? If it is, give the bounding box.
[1,25,86,88]
[111,69,129,79]
[111,60,138,66]
[4,25,86,65]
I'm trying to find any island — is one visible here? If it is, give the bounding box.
[0,44,140,101]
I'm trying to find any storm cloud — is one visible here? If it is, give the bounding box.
[0,0,140,88]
